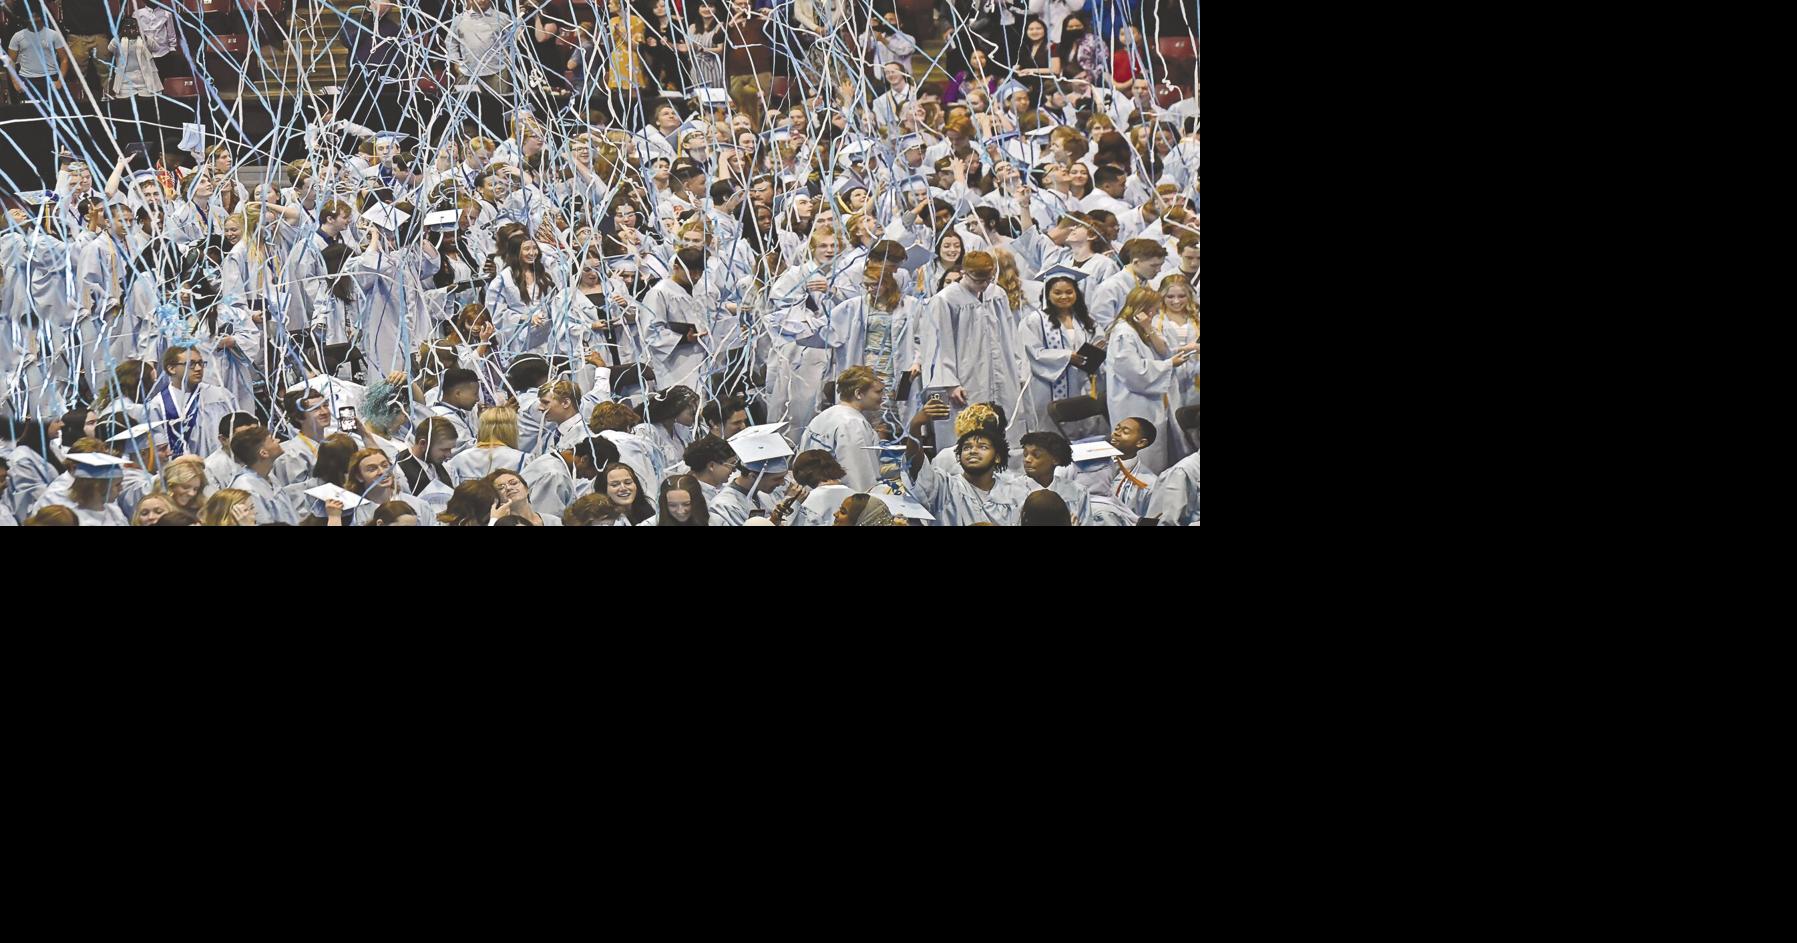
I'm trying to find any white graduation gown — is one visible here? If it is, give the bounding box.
[448,444,530,483]
[1101,327,1176,474]
[639,277,711,393]
[800,404,880,492]
[906,458,1034,527]
[918,281,1023,435]
[1144,451,1200,526]
[1014,311,1092,438]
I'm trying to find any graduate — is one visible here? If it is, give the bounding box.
[343,447,437,526]
[647,473,710,526]
[901,400,1034,527]
[1145,449,1201,527]
[59,452,133,526]
[1101,287,1195,473]
[521,435,618,518]
[784,450,857,528]
[396,416,460,508]
[800,367,884,493]
[225,425,301,525]
[426,368,482,457]
[145,346,238,460]
[823,258,921,434]
[766,227,852,434]
[917,251,1022,435]
[1018,431,1097,527]
[633,385,699,477]
[1088,239,1167,332]
[447,405,529,483]
[272,389,338,487]
[1014,265,1102,438]
[708,447,791,528]
[639,247,714,394]
[1071,417,1161,520]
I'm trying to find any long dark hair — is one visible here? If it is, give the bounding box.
[4,417,65,473]
[1043,275,1096,334]
[437,479,501,526]
[601,461,656,524]
[501,233,553,304]
[432,228,476,289]
[656,473,710,526]
[59,408,89,449]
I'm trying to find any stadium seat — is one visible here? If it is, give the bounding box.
[1176,406,1201,452]
[1157,37,1198,65]
[185,0,231,13]
[200,32,255,87]
[1050,396,1110,443]
[234,0,284,12]
[163,77,201,98]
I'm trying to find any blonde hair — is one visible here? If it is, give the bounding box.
[1158,274,1197,317]
[201,489,254,526]
[158,455,208,507]
[992,248,1023,310]
[1108,286,1164,345]
[476,405,519,449]
[955,403,999,438]
[131,495,173,526]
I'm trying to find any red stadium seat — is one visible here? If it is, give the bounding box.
[185,0,231,14]
[1157,37,1198,64]
[162,77,201,98]
[204,33,252,60]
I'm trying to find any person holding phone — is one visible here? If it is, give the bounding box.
[918,251,1023,424]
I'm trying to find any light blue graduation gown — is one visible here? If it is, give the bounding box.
[906,458,1034,526]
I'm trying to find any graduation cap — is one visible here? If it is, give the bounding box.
[764,127,793,146]
[1070,439,1123,463]
[900,241,935,271]
[1025,123,1060,138]
[1037,263,1091,285]
[422,209,459,231]
[18,190,58,206]
[729,422,794,470]
[179,122,206,153]
[831,176,870,202]
[834,139,875,168]
[104,419,171,452]
[362,203,411,232]
[304,483,370,512]
[687,86,732,107]
[898,174,931,193]
[875,491,935,521]
[67,452,129,479]
[128,169,160,185]
[994,78,1030,101]
[895,133,927,153]
[373,130,411,147]
[361,201,411,229]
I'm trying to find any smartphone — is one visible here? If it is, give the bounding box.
[337,406,358,434]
